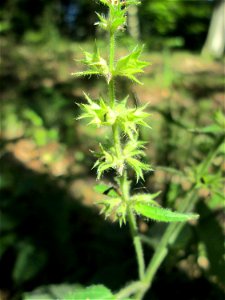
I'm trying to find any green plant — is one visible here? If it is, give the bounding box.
[70,1,200,299]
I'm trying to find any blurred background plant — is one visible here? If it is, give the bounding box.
[0,0,224,299]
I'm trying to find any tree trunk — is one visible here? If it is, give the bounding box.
[202,0,225,58]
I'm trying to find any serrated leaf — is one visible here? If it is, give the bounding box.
[134,203,199,222]
[66,284,115,300]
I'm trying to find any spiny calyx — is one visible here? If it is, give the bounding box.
[96,185,198,226]
[78,93,150,134]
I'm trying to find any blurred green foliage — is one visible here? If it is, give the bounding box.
[1,0,213,49]
[140,0,212,50]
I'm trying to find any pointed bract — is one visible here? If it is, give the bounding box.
[114,46,150,84]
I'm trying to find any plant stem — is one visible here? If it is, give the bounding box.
[108,22,145,282]
[119,172,146,282]
[127,206,145,281]
[109,26,115,107]
[115,281,146,300]
[109,31,115,72]
[113,123,122,157]
[118,170,146,282]
[107,6,146,287]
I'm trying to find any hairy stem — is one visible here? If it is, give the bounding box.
[113,123,122,158]
[108,20,145,283]
[117,170,146,281]
[109,27,115,107]
[127,206,145,281]
[120,172,145,281]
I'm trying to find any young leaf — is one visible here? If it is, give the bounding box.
[134,203,199,222]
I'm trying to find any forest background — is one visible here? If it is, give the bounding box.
[0,0,224,299]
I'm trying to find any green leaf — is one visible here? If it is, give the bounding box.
[66,285,115,300]
[114,46,149,84]
[134,203,199,222]
[94,184,119,197]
